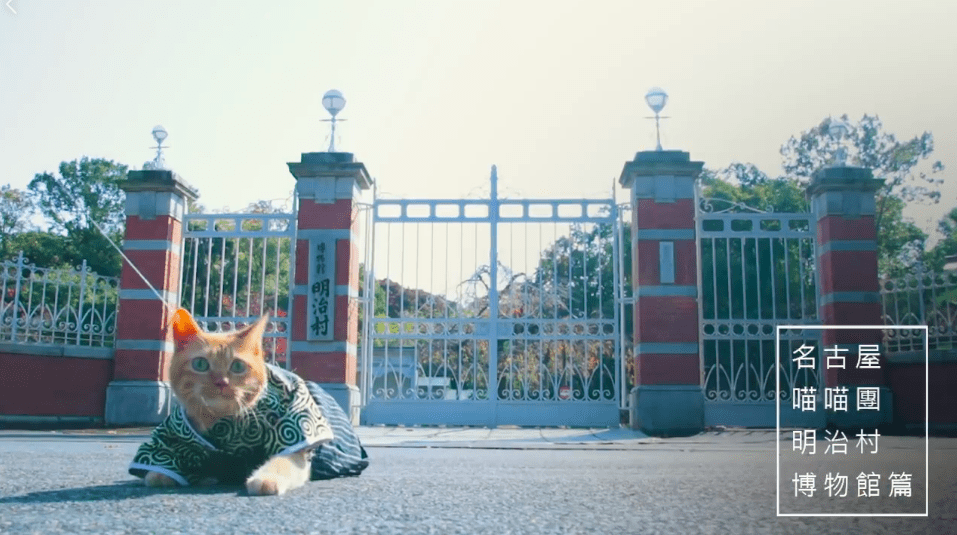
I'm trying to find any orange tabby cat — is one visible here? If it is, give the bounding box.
[133,309,332,496]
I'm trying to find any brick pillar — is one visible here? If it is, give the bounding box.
[619,150,705,436]
[287,152,372,425]
[808,166,893,428]
[105,170,197,426]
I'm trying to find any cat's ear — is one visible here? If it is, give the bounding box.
[171,308,202,348]
[235,314,270,357]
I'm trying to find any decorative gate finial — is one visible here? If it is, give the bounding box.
[644,87,669,151]
[828,117,851,167]
[145,125,168,170]
[322,89,347,152]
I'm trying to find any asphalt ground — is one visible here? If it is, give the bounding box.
[0,428,955,534]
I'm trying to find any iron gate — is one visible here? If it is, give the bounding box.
[180,209,297,368]
[359,166,623,427]
[695,193,823,427]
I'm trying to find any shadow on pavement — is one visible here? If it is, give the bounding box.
[0,481,244,503]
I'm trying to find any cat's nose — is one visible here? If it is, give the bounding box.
[213,377,229,389]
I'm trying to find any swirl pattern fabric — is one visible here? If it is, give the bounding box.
[128,364,336,485]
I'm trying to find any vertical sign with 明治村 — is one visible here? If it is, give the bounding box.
[776,326,928,517]
[307,236,336,341]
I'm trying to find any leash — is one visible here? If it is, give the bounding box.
[50,179,174,312]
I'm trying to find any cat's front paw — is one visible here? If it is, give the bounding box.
[245,451,310,496]
[144,471,179,488]
[246,475,282,496]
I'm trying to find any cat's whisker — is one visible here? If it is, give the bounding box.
[239,404,259,427]
[235,389,264,428]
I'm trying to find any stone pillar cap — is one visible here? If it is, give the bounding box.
[121,169,199,200]
[302,152,356,164]
[619,150,704,187]
[807,166,884,197]
[287,152,373,191]
[634,150,691,163]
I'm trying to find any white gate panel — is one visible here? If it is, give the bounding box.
[180,211,297,368]
[696,196,823,428]
[359,167,622,427]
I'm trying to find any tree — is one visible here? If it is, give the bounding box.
[533,220,628,321]
[876,195,927,278]
[882,209,957,346]
[0,185,36,260]
[186,196,207,217]
[700,115,937,277]
[177,199,297,363]
[780,114,944,239]
[698,165,808,213]
[925,208,957,272]
[356,263,388,343]
[518,216,633,398]
[6,231,72,268]
[27,158,128,277]
[181,200,293,321]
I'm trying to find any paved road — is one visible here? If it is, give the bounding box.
[0,430,954,534]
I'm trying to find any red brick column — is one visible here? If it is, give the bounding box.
[808,166,892,427]
[287,152,372,425]
[619,150,704,436]
[105,169,197,426]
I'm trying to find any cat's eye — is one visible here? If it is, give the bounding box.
[229,359,248,374]
[191,357,210,372]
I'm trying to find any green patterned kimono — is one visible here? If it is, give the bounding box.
[129,364,334,486]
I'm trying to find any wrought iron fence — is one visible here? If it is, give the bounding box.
[180,212,296,366]
[0,251,119,347]
[696,196,820,405]
[359,167,623,426]
[364,201,622,404]
[881,269,957,353]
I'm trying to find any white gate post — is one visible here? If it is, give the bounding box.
[488,165,500,424]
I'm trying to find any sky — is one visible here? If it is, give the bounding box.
[2,0,956,240]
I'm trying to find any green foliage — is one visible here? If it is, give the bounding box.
[780,114,944,235]
[2,248,119,347]
[364,276,456,350]
[186,196,207,216]
[22,268,118,346]
[695,113,948,392]
[876,196,927,278]
[699,166,808,213]
[6,231,72,268]
[533,221,630,321]
[28,157,128,235]
[361,216,633,398]
[356,263,388,348]
[697,165,820,366]
[703,114,940,277]
[180,203,293,321]
[522,219,633,393]
[924,208,957,272]
[0,185,36,260]
[27,158,128,277]
[700,166,926,292]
